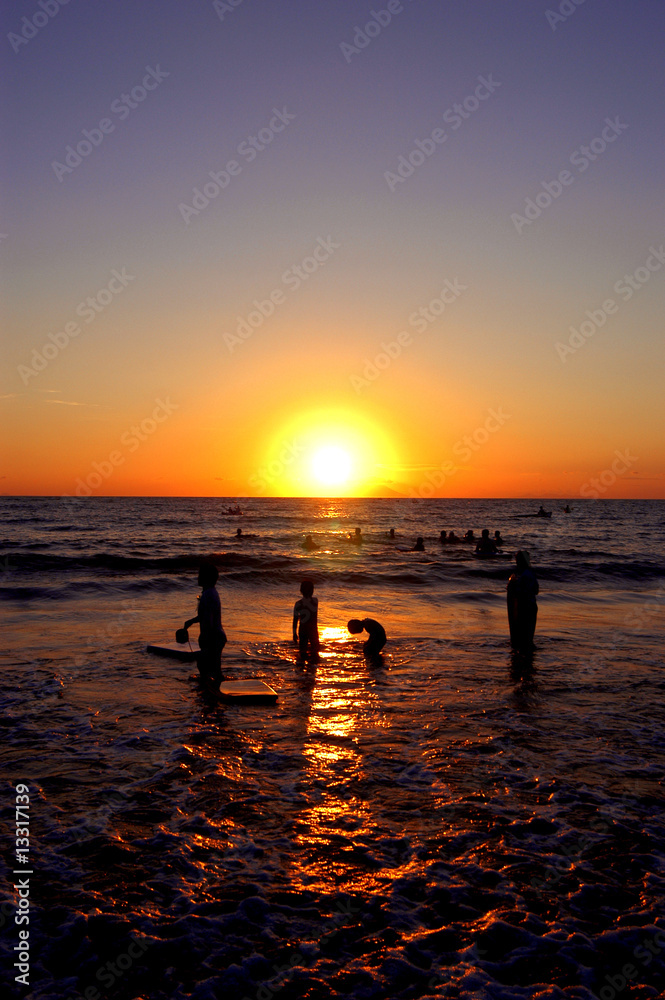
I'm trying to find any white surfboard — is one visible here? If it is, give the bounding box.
[218,680,278,703]
[147,639,200,661]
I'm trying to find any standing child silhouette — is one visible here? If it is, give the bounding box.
[293,580,319,662]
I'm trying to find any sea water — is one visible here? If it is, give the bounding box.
[1,497,664,999]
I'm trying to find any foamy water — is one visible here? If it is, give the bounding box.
[1,497,664,999]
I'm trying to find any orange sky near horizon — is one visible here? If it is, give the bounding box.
[3,3,664,500]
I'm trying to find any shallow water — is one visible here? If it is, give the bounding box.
[1,497,664,999]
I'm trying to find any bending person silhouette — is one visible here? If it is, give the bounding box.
[348,617,386,660]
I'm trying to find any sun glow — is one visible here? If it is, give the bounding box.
[256,407,401,497]
[311,446,352,486]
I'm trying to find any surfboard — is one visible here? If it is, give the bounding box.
[146,639,200,661]
[218,680,278,703]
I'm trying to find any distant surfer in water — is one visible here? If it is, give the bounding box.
[303,534,319,550]
[475,529,498,557]
[349,527,363,544]
[412,537,425,551]
[183,562,226,688]
[494,530,504,546]
[507,550,539,651]
[348,617,386,660]
[293,580,319,662]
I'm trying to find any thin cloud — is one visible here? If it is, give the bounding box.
[45,399,99,407]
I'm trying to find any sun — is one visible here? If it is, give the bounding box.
[311,446,352,486]
[256,406,401,496]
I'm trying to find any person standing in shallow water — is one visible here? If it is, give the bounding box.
[507,550,539,651]
[293,580,319,662]
[183,562,226,688]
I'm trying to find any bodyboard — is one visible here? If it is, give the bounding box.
[147,639,200,661]
[218,680,278,704]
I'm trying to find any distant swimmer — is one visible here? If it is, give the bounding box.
[563,505,571,513]
[385,528,396,539]
[235,527,256,539]
[440,530,447,544]
[494,530,504,546]
[182,562,226,689]
[302,534,319,551]
[348,617,387,659]
[463,530,475,543]
[475,528,498,557]
[447,531,460,543]
[349,527,363,544]
[236,527,242,538]
[412,537,425,551]
[293,580,319,662]
[507,550,539,652]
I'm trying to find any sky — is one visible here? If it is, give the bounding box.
[2,0,664,499]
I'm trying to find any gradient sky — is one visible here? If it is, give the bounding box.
[2,0,664,498]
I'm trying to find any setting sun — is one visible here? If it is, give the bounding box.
[252,407,402,497]
[311,446,352,486]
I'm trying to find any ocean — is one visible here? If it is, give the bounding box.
[1,496,664,1000]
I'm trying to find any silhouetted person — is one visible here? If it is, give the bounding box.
[494,530,504,546]
[563,505,571,513]
[463,530,475,543]
[440,531,447,544]
[475,528,498,557]
[293,580,319,661]
[537,505,549,517]
[349,527,363,544]
[303,534,319,551]
[413,537,425,551]
[348,617,386,658]
[183,562,226,688]
[235,526,256,538]
[447,531,459,543]
[507,550,539,651]
[386,528,395,539]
